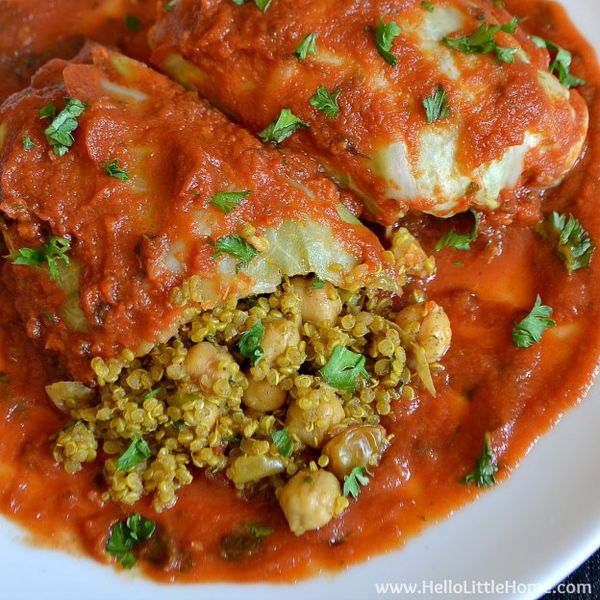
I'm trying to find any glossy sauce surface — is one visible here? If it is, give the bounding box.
[0,0,599,584]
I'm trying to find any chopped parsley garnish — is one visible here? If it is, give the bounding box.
[443,18,520,64]
[463,432,498,487]
[421,1,435,11]
[258,108,308,144]
[512,295,556,349]
[531,36,586,88]
[537,211,595,274]
[435,210,479,251]
[213,234,259,271]
[116,437,152,471]
[8,236,71,283]
[162,0,176,11]
[210,190,252,214]
[312,275,325,289]
[23,136,35,151]
[143,387,162,401]
[343,466,371,499]
[254,0,272,12]
[106,514,156,569]
[0,372,9,384]
[373,18,401,67]
[105,159,129,182]
[246,524,273,539]
[44,98,88,157]
[39,103,56,120]
[238,321,265,366]
[309,85,341,118]
[272,427,293,458]
[423,84,451,124]
[320,345,369,393]
[124,14,142,31]
[294,32,317,61]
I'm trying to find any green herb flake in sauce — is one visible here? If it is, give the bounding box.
[105,159,129,182]
[443,18,521,64]
[23,136,36,151]
[463,432,498,487]
[213,234,259,272]
[512,295,556,349]
[8,236,71,283]
[106,514,156,569]
[309,85,341,118]
[435,210,479,252]
[531,36,586,88]
[320,346,369,392]
[343,466,371,499]
[421,1,435,11]
[258,108,308,144]
[271,427,293,458]
[373,18,402,67]
[44,98,88,157]
[116,437,152,471]
[536,211,595,273]
[209,190,252,214]
[238,321,265,366]
[124,14,142,31]
[294,32,317,61]
[423,84,451,124]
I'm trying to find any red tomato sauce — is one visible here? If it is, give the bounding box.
[0,0,599,584]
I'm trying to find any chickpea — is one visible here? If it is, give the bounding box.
[261,319,300,366]
[418,302,452,363]
[184,341,233,393]
[279,469,341,535]
[323,425,388,479]
[286,387,345,448]
[396,301,451,363]
[243,377,287,412]
[291,276,342,327]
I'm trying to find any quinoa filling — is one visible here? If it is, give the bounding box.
[47,276,451,535]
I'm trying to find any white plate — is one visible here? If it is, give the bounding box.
[2,1,600,599]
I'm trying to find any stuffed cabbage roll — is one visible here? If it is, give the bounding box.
[0,45,423,380]
[150,0,588,223]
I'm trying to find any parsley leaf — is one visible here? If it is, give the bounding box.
[531,36,586,88]
[463,432,498,487]
[421,1,435,11]
[258,108,308,144]
[512,295,556,348]
[271,427,293,458]
[373,18,401,67]
[238,321,265,365]
[311,275,325,289]
[105,159,129,181]
[537,211,595,273]
[143,387,162,401]
[435,210,479,251]
[8,236,71,282]
[443,19,520,64]
[23,136,35,151]
[213,234,259,271]
[163,0,176,11]
[44,98,88,157]
[309,85,341,118]
[116,437,152,471]
[343,466,371,499]
[0,372,10,384]
[254,0,272,12]
[124,14,142,31]
[246,524,273,539]
[210,190,252,214]
[294,32,317,61]
[39,103,56,120]
[320,345,369,393]
[106,514,156,569]
[423,84,451,124]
